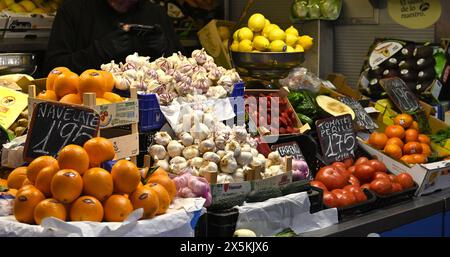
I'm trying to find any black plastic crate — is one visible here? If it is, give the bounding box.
[371,180,418,209]
[206,208,239,237]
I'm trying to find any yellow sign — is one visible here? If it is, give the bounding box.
[388,0,441,29]
[0,87,28,129]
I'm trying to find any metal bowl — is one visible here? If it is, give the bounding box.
[0,53,37,75]
[231,51,305,80]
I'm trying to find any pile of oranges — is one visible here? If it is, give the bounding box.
[6,137,176,225]
[37,67,123,106]
[368,113,432,165]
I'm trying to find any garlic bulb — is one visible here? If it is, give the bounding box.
[149,145,167,160]
[250,148,259,158]
[190,123,210,142]
[233,126,248,143]
[191,109,204,125]
[188,157,204,169]
[199,138,215,154]
[192,49,208,65]
[240,144,252,153]
[264,165,285,178]
[206,86,227,99]
[220,152,238,174]
[237,151,253,166]
[169,156,188,174]
[216,150,226,159]
[179,132,194,147]
[203,152,220,164]
[199,161,218,176]
[182,145,200,160]
[202,113,215,128]
[257,154,267,168]
[225,140,241,158]
[155,158,169,171]
[267,151,282,167]
[215,135,226,150]
[217,173,234,184]
[233,168,245,182]
[167,140,185,158]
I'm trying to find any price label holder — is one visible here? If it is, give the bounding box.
[316,114,356,165]
[338,96,378,131]
[23,101,100,161]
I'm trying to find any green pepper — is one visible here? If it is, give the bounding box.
[297,113,314,126]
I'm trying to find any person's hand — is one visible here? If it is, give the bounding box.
[96,29,138,61]
[136,25,168,57]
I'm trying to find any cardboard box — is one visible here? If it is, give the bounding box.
[198,19,235,69]
[2,11,54,38]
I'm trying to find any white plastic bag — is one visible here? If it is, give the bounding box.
[2,135,26,168]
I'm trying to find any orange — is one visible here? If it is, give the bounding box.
[83,137,115,167]
[137,181,144,190]
[57,144,89,175]
[54,71,79,99]
[130,186,159,219]
[51,169,83,204]
[70,196,104,222]
[83,168,113,202]
[386,137,404,149]
[13,186,45,224]
[411,154,427,164]
[411,121,419,131]
[27,156,58,183]
[421,143,432,157]
[78,70,106,98]
[150,167,169,178]
[400,155,414,164]
[404,129,419,143]
[100,71,115,92]
[96,98,111,105]
[59,93,82,105]
[46,67,70,90]
[385,125,405,139]
[34,198,67,225]
[102,92,123,103]
[145,183,170,215]
[103,194,133,222]
[403,142,423,155]
[22,179,33,187]
[384,144,403,160]
[18,184,35,193]
[146,174,176,202]
[37,90,57,101]
[368,132,389,150]
[7,167,28,189]
[418,134,431,145]
[35,165,60,197]
[8,189,17,196]
[111,160,141,194]
[393,114,413,129]
[0,178,6,187]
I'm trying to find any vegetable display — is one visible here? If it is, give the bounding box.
[287,90,318,126]
[291,0,342,20]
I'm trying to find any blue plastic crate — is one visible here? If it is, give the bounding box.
[225,82,245,126]
[138,93,166,132]
[231,82,245,97]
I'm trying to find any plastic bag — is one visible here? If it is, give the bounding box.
[0,194,14,217]
[279,67,322,93]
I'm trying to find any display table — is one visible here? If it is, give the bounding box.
[299,189,450,237]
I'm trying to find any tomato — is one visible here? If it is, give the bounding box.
[315,166,348,190]
[332,189,357,207]
[355,157,369,166]
[373,172,390,181]
[343,185,367,203]
[332,162,351,180]
[348,175,360,187]
[391,183,403,193]
[348,166,356,174]
[361,183,371,190]
[367,160,387,173]
[354,164,376,183]
[370,178,393,195]
[332,162,347,170]
[323,191,338,208]
[396,173,414,189]
[310,180,328,192]
[388,174,397,183]
[343,158,354,168]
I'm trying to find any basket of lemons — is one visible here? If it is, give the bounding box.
[230,13,313,81]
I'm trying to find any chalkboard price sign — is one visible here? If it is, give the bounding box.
[24,102,100,161]
[380,78,420,113]
[316,114,356,164]
[270,141,304,160]
[338,96,378,131]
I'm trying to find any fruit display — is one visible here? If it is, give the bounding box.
[230,13,313,53]
[291,0,342,21]
[100,50,241,105]
[312,156,416,208]
[40,67,123,106]
[0,0,61,14]
[6,137,176,224]
[245,91,301,135]
[367,113,433,165]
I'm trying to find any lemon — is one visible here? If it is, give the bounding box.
[231,41,239,51]
[253,36,270,51]
[238,39,253,52]
[269,28,286,41]
[297,35,314,50]
[264,19,271,27]
[270,40,287,52]
[238,27,254,41]
[262,24,278,38]
[285,34,298,46]
[233,29,240,41]
[218,26,231,41]
[254,32,261,37]
[252,50,261,52]
[286,46,295,52]
[285,26,299,37]
[248,13,266,32]
[294,44,305,52]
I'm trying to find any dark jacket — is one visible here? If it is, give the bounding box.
[44,0,182,74]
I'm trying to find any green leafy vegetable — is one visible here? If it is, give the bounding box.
[430,128,450,146]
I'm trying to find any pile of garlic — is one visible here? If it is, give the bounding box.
[101,49,241,105]
[149,105,286,184]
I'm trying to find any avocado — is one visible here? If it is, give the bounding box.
[418,67,436,82]
[316,95,356,120]
[406,82,417,93]
[367,66,384,79]
[400,43,415,59]
[415,80,433,93]
[416,57,436,70]
[382,68,399,78]
[385,57,398,68]
[400,69,418,82]
[399,59,417,70]
[414,46,433,58]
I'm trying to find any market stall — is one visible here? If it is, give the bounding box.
[0,0,449,238]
